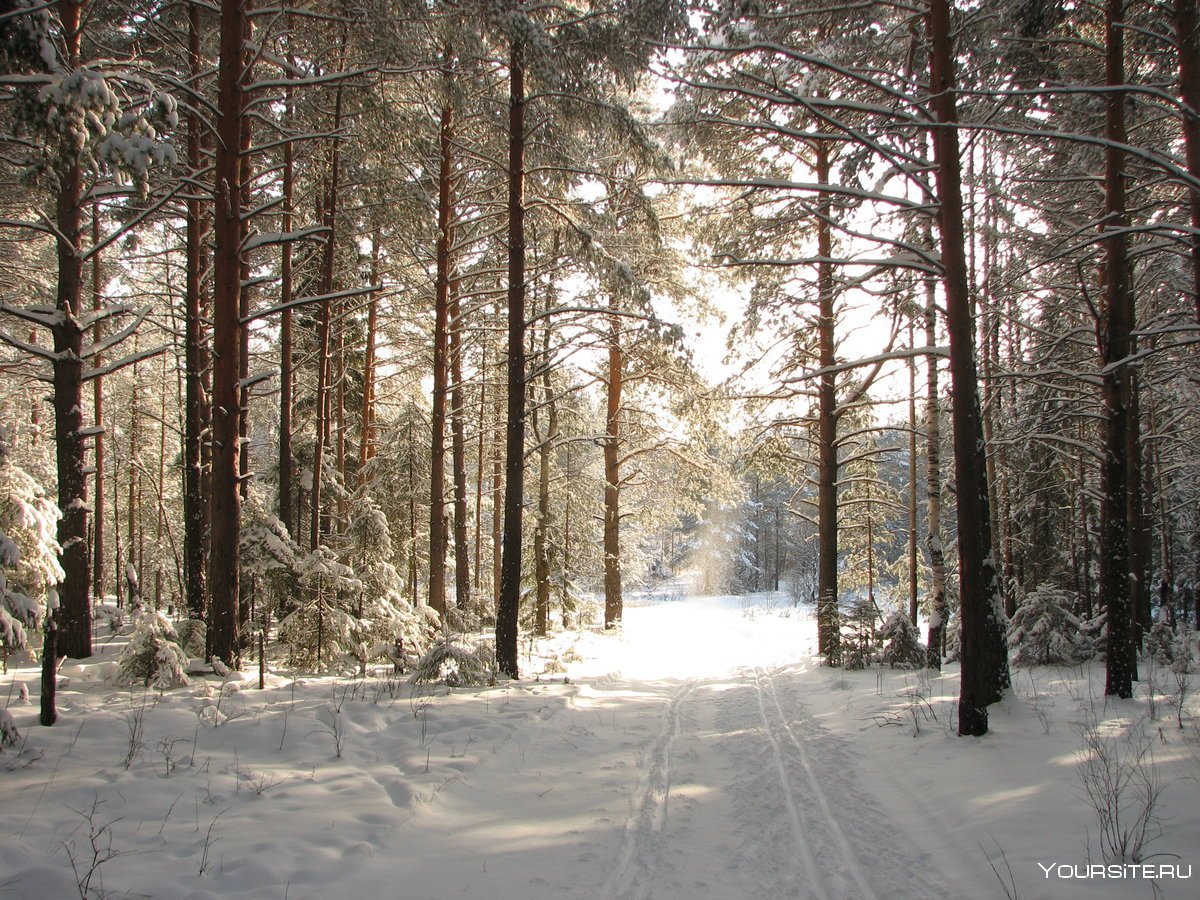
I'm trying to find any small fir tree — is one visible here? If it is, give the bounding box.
[880,609,925,669]
[118,609,189,689]
[1007,583,1090,666]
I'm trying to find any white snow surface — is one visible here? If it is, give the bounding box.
[1,581,1197,899]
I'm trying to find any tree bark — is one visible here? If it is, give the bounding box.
[815,140,839,659]
[184,0,209,622]
[450,284,472,612]
[496,42,527,678]
[924,271,948,668]
[207,0,247,667]
[928,0,1008,735]
[1099,0,1137,699]
[278,53,295,530]
[429,103,454,618]
[1175,0,1200,323]
[51,0,91,662]
[358,233,380,481]
[603,310,624,629]
[91,207,105,605]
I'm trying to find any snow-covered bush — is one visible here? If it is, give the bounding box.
[411,638,495,686]
[118,609,189,689]
[176,619,206,659]
[277,546,362,670]
[880,610,925,669]
[1146,618,1181,665]
[1079,608,1107,660]
[241,494,302,625]
[839,600,878,670]
[341,495,438,670]
[1007,583,1089,666]
[0,427,62,661]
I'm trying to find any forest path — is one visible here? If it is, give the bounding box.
[336,590,956,899]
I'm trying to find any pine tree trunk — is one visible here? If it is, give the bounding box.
[1175,0,1200,323]
[815,140,839,658]
[429,103,454,618]
[533,349,556,637]
[208,0,247,666]
[45,0,92,667]
[496,42,527,678]
[907,321,919,624]
[928,0,1008,734]
[358,234,380,481]
[450,285,472,612]
[603,311,623,629]
[184,0,209,621]
[310,71,345,555]
[91,208,105,605]
[1100,0,1137,699]
[278,86,295,529]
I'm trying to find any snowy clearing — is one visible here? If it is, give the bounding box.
[2,586,1198,899]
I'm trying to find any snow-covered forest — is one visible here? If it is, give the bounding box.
[1,0,1199,896]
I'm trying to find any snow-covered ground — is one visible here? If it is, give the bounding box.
[1,585,1197,899]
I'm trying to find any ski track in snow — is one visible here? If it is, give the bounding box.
[603,680,695,900]
[593,661,955,900]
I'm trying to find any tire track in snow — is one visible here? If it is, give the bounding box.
[755,667,879,900]
[602,680,695,900]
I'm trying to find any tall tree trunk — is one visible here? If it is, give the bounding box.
[450,285,472,612]
[496,42,527,678]
[358,233,380,481]
[473,344,488,593]
[928,0,1008,734]
[926,274,945,672]
[1099,0,1137,699]
[184,0,209,622]
[534,331,557,637]
[907,320,919,625]
[51,0,91,665]
[208,0,247,667]
[278,65,295,530]
[237,6,254,516]
[91,207,105,605]
[1175,0,1200,323]
[429,103,454,618]
[815,140,839,658]
[603,311,624,629]
[492,396,504,606]
[310,70,345,555]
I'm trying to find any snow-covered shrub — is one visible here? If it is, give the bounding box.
[341,495,437,670]
[241,494,302,625]
[1080,608,1107,660]
[0,427,62,661]
[839,600,878,670]
[1146,619,1181,665]
[118,609,189,689]
[176,619,206,659]
[1007,583,1089,666]
[880,610,925,669]
[277,546,362,671]
[411,638,495,686]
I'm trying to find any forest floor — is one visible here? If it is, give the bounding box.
[1,583,1198,899]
